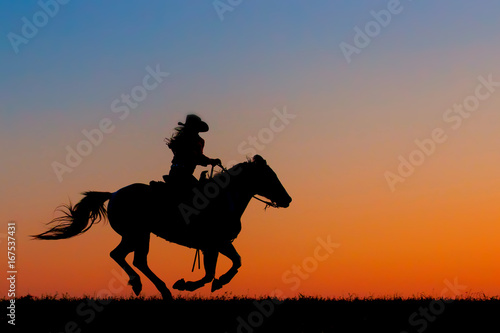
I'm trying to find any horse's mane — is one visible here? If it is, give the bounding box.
[213,161,250,179]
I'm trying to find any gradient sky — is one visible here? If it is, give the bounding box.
[2,0,500,299]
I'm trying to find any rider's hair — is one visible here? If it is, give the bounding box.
[165,125,185,149]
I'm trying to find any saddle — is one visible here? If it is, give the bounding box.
[149,171,210,199]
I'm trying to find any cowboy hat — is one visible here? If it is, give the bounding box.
[178,114,209,133]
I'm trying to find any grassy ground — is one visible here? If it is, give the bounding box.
[2,295,500,332]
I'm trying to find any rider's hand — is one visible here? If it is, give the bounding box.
[211,158,221,166]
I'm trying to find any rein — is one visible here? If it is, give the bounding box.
[252,195,278,210]
[191,248,201,272]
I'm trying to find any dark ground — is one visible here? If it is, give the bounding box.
[2,295,499,332]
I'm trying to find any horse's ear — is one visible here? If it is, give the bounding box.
[252,155,267,165]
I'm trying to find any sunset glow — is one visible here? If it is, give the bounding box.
[2,1,500,301]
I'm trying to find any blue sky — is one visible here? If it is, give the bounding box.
[2,0,500,119]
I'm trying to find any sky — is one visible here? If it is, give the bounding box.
[2,0,500,300]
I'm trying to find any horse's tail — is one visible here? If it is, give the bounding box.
[32,191,112,240]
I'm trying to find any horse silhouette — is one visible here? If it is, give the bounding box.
[32,155,292,300]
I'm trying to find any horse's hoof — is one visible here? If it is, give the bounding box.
[173,279,186,291]
[129,278,142,296]
[211,279,223,292]
[184,281,202,292]
[161,290,173,302]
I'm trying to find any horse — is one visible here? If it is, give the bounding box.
[32,155,292,300]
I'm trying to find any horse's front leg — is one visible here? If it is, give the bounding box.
[173,249,218,292]
[212,243,241,292]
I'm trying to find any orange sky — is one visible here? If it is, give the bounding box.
[4,84,500,299]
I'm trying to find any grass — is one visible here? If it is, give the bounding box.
[2,294,500,332]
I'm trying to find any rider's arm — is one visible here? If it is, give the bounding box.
[193,137,216,167]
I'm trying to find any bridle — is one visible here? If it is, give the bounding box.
[212,164,278,209]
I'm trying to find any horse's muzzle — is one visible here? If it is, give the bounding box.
[277,196,292,208]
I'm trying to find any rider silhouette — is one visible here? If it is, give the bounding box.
[165,114,220,190]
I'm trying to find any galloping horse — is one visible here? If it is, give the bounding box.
[33,155,292,300]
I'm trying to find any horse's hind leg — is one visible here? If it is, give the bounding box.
[132,233,172,301]
[110,237,142,296]
[212,243,241,292]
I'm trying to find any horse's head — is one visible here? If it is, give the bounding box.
[247,155,292,208]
